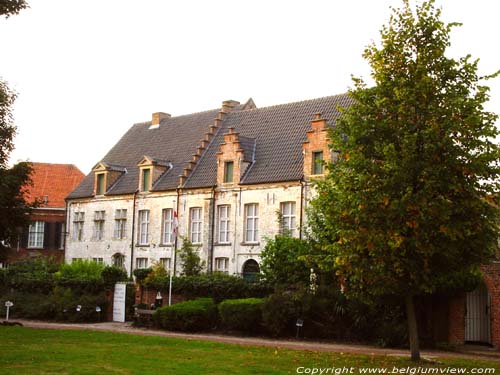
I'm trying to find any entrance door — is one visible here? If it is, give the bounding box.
[465,283,491,344]
[242,259,260,281]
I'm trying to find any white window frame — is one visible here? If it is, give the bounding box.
[244,203,259,243]
[162,208,174,244]
[136,257,148,269]
[138,210,150,245]
[28,221,45,248]
[92,257,104,264]
[217,205,230,244]
[113,254,125,268]
[280,201,296,236]
[72,212,85,241]
[93,211,105,241]
[190,207,202,244]
[159,257,171,270]
[114,209,127,240]
[214,257,229,273]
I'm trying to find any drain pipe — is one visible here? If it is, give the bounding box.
[208,185,216,273]
[173,187,181,275]
[129,189,139,277]
[299,178,305,240]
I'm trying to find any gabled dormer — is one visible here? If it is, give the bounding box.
[92,161,126,196]
[216,127,256,186]
[137,156,171,192]
[303,113,331,181]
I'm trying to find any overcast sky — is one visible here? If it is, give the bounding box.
[1,0,499,174]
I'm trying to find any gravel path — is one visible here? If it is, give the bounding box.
[9,319,500,362]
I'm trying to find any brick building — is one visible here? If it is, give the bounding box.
[2,163,85,265]
[65,95,499,348]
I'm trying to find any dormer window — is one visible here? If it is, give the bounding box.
[96,173,106,195]
[141,168,151,192]
[224,161,234,183]
[312,151,324,175]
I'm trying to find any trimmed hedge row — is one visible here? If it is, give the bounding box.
[218,298,263,332]
[154,298,217,332]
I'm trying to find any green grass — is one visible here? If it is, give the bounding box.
[0,327,498,375]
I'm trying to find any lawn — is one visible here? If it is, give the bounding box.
[0,327,498,375]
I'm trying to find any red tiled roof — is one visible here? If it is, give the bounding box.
[25,163,85,208]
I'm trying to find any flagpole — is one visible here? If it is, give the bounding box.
[168,200,178,306]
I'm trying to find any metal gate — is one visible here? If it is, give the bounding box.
[465,283,491,344]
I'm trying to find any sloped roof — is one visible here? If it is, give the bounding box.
[26,163,85,208]
[67,109,221,198]
[185,94,354,187]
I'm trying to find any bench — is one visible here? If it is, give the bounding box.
[133,308,156,327]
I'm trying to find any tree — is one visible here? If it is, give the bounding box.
[178,237,205,276]
[0,0,28,18]
[0,2,33,257]
[309,0,499,361]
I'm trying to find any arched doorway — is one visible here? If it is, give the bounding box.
[242,259,260,281]
[112,253,125,269]
[465,283,491,344]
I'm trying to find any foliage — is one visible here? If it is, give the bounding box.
[308,0,500,359]
[260,235,315,288]
[0,0,28,18]
[56,259,105,282]
[261,290,301,337]
[133,267,152,284]
[144,273,272,303]
[101,266,128,287]
[51,286,107,323]
[178,237,204,276]
[0,162,34,255]
[218,298,264,333]
[143,261,168,286]
[1,257,58,293]
[154,298,216,332]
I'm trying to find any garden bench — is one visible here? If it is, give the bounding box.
[134,309,156,327]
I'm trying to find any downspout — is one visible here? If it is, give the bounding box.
[130,189,139,277]
[299,178,305,240]
[173,187,181,275]
[208,185,216,274]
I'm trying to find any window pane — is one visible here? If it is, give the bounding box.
[224,161,234,183]
[313,151,324,174]
[142,169,151,191]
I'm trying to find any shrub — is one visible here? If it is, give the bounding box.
[0,291,55,319]
[178,237,204,276]
[155,298,216,332]
[133,268,152,284]
[101,266,128,287]
[56,259,105,282]
[218,298,263,333]
[261,290,302,337]
[51,286,107,322]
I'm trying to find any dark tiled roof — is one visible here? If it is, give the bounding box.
[185,94,354,187]
[26,163,85,207]
[67,109,221,198]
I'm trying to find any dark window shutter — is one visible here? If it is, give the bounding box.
[55,222,62,249]
[20,227,29,249]
[43,222,50,249]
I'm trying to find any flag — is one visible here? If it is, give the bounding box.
[172,210,179,239]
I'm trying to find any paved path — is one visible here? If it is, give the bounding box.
[11,319,500,362]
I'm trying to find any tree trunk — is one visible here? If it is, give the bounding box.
[405,294,421,361]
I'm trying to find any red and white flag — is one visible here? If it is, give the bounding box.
[172,210,179,239]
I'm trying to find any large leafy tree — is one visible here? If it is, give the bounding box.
[309,0,499,361]
[0,1,33,257]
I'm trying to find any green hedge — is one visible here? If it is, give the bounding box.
[145,274,272,303]
[218,298,263,333]
[154,298,216,332]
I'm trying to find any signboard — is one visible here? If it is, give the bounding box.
[113,283,127,322]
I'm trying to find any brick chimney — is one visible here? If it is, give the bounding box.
[151,112,171,128]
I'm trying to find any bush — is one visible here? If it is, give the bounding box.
[51,286,108,323]
[56,259,105,282]
[0,291,55,319]
[218,298,263,333]
[155,298,216,332]
[144,273,272,303]
[102,266,128,287]
[133,268,152,284]
[261,291,302,337]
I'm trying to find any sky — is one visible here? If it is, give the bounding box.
[1,0,499,174]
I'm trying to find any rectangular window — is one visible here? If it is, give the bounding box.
[58,223,65,250]
[72,258,82,263]
[93,211,105,240]
[190,207,202,244]
[114,209,127,239]
[214,257,229,273]
[96,173,106,195]
[72,212,85,241]
[217,205,230,244]
[142,168,151,192]
[313,151,324,175]
[136,257,148,269]
[280,202,296,236]
[28,221,45,248]
[92,257,104,264]
[138,210,150,245]
[244,203,259,243]
[159,257,171,270]
[162,208,173,244]
[224,161,234,183]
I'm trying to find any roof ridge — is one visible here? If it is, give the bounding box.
[229,93,350,114]
[133,108,220,127]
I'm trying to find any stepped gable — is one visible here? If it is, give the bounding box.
[184,94,353,188]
